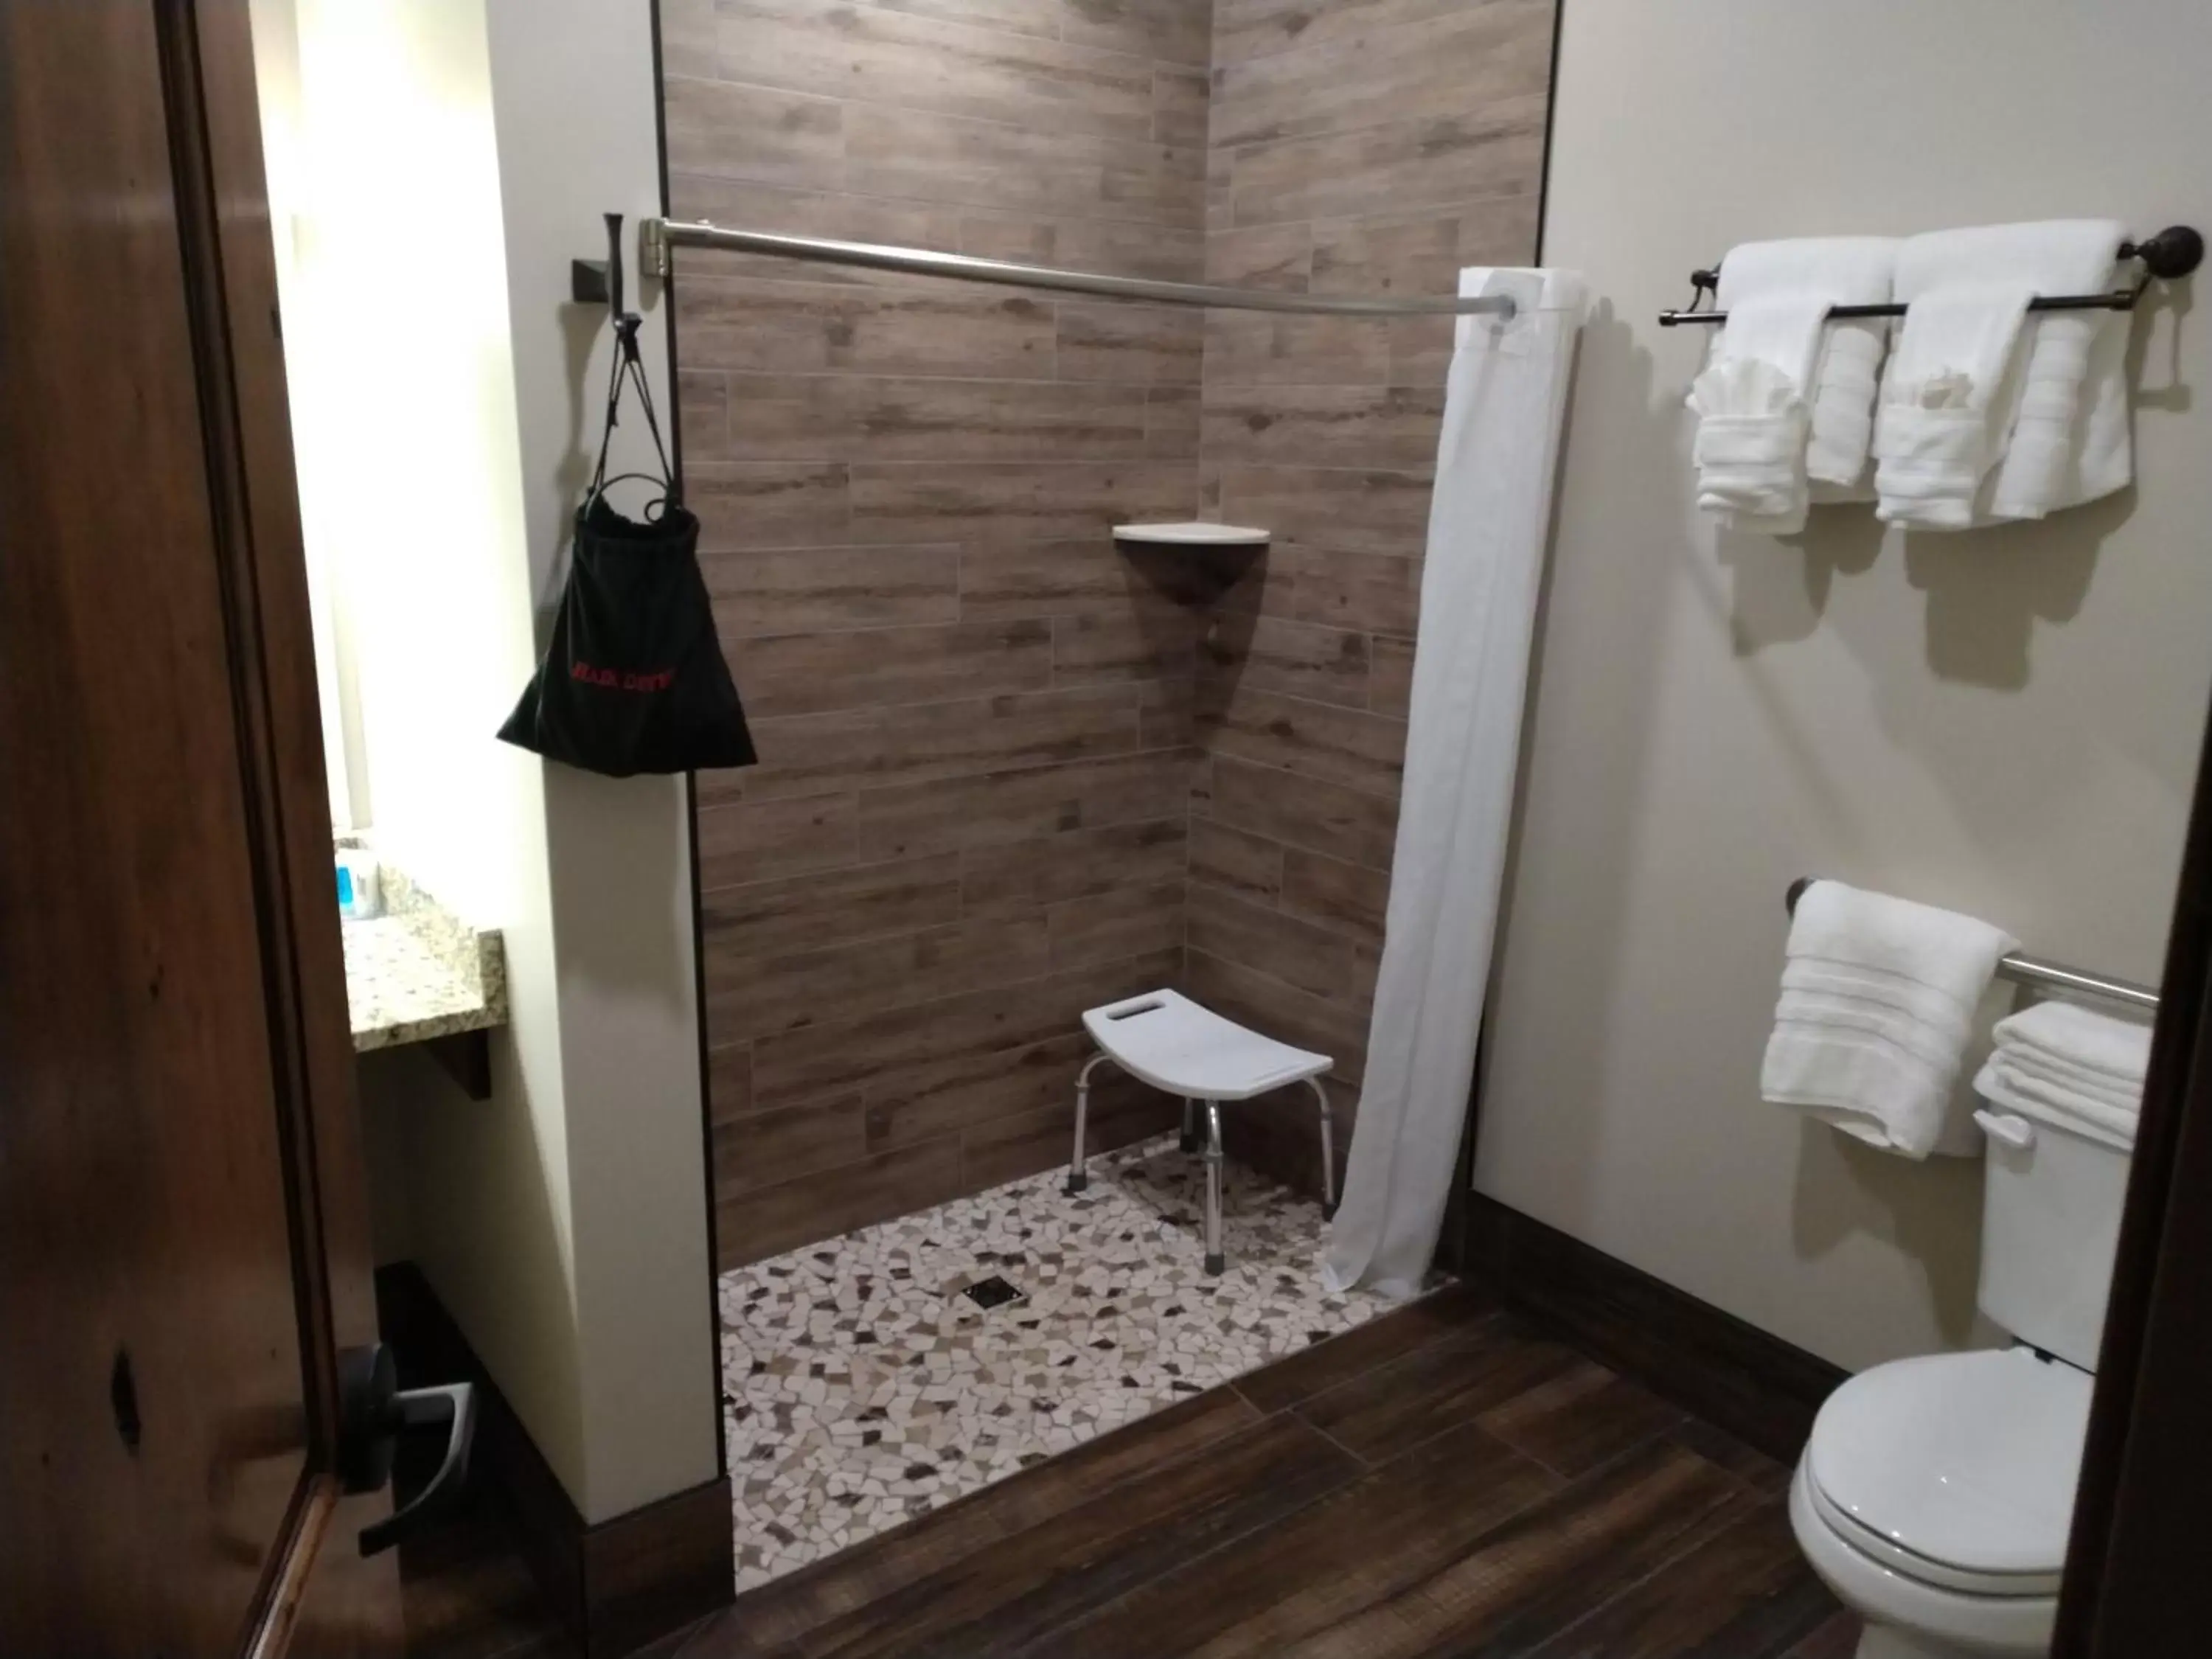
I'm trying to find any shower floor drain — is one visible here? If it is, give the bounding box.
[960,1274,1024,1310]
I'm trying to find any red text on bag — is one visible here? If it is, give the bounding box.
[571,661,675,693]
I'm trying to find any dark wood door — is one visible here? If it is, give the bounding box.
[2055,680,2212,1647]
[0,2,395,1652]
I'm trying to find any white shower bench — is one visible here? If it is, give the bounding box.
[1066,989,1335,1275]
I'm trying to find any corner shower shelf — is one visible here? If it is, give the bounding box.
[1112,521,1270,547]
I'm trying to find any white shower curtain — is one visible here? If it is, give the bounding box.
[1323,266,1585,1298]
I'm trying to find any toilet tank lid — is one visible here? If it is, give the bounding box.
[1808,1346,2093,1579]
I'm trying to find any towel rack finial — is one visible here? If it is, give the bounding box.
[2129,225,2205,282]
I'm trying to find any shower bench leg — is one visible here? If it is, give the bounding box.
[1065,1052,1113,1194]
[1203,1101,1225,1276]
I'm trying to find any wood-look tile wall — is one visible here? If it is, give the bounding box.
[1192,0,1557,1192]
[662,0,1559,1264]
[661,0,1217,1267]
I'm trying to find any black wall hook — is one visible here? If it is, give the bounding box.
[573,213,646,372]
[571,212,632,309]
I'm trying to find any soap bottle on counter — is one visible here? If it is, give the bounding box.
[336,847,383,920]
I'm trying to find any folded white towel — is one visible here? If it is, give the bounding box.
[1971,996,2152,1152]
[1874,244,2036,529]
[1989,1048,2140,1112]
[1977,1056,2140,1146]
[1992,996,2152,1089]
[1762,881,2017,1158]
[1974,1065,2140,1151]
[1688,238,1898,532]
[1969,220,2131,521]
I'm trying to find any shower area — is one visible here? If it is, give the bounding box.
[659,0,1557,1585]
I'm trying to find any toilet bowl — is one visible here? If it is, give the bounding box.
[1787,1079,2133,1658]
[1788,1346,2090,1656]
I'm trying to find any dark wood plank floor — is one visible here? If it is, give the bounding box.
[404,1283,1857,1659]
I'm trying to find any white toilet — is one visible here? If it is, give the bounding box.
[1789,1089,2135,1658]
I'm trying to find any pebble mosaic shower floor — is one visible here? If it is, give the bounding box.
[717,1135,1397,1589]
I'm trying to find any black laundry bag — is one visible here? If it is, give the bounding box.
[499,310,756,776]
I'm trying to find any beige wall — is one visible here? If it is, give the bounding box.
[1481,0,2212,1372]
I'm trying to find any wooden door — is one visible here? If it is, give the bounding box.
[2055,681,2212,1649]
[0,1,397,1652]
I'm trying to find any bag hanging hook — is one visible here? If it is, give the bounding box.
[603,211,644,366]
[585,210,675,512]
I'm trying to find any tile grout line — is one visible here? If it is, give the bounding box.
[996,1415,1378,1659]
[1284,1404,1381,1472]
[1484,1478,1792,1659]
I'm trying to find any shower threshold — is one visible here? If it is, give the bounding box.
[717,1135,1394,1588]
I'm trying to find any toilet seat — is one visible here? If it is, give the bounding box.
[1805,1471,2061,1597]
[1790,1462,2055,1656]
[1806,1346,2091,1595]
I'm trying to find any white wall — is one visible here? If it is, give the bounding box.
[253,0,717,1523]
[257,0,591,1498]
[1481,0,2212,1372]
[481,0,718,1523]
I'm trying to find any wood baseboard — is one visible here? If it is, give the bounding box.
[376,1263,732,1657]
[1463,1194,1847,1463]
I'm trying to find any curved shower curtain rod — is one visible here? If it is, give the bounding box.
[633,218,1523,319]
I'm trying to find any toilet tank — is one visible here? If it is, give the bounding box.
[1976,1098,2135,1371]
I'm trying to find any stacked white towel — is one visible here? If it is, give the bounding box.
[1688,238,1898,534]
[1761,881,2017,1159]
[1875,220,2132,529]
[1973,998,2150,1150]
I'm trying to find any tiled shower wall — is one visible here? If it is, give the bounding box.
[662,0,1557,1267]
[664,0,1217,1267]
[1189,0,1556,1190]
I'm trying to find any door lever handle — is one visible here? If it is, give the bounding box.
[358,1381,477,1557]
[337,1343,481,1557]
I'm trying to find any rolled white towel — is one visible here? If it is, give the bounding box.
[1762,881,2017,1158]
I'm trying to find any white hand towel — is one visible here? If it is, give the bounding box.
[1688,237,1898,532]
[1761,881,2017,1158]
[1968,220,2131,520]
[1874,249,2036,529]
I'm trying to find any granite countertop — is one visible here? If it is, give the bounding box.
[341,854,508,1054]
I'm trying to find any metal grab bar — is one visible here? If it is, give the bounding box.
[1785,877,2158,1015]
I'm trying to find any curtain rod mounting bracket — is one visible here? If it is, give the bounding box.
[641,215,671,281]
